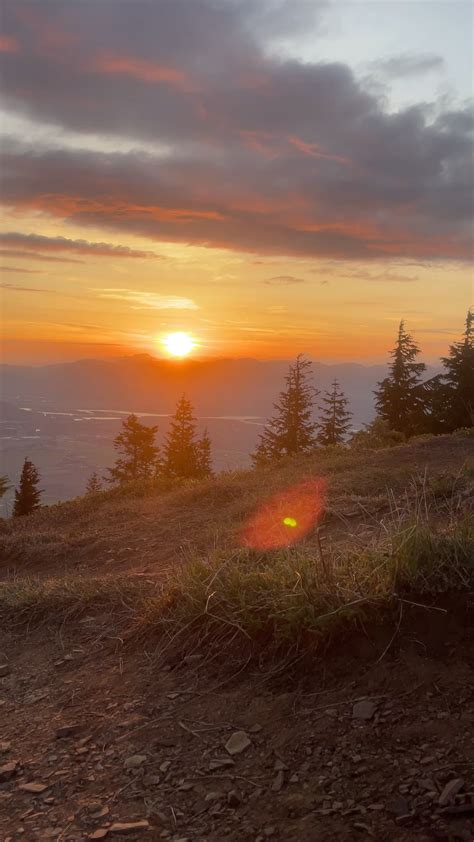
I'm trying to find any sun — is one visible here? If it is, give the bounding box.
[163,331,196,358]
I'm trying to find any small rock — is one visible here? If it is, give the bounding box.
[56,724,83,739]
[159,760,171,773]
[353,823,374,836]
[90,806,110,819]
[274,759,288,771]
[0,741,11,753]
[271,770,285,792]
[439,777,464,806]
[123,755,147,770]
[0,664,10,678]
[395,814,414,826]
[264,827,276,838]
[108,821,150,834]
[248,724,263,734]
[209,757,235,770]
[205,791,221,803]
[225,731,251,756]
[18,782,48,794]
[0,761,18,781]
[227,790,241,808]
[352,700,377,721]
[89,831,109,840]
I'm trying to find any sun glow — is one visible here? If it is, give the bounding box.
[163,331,195,358]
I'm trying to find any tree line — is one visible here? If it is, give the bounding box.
[254,309,473,463]
[2,395,212,516]
[2,310,472,516]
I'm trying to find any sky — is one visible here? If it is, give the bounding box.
[0,0,472,365]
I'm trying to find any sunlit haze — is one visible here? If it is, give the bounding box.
[163,332,196,359]
[0,0,472,365]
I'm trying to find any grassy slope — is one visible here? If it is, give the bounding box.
[0,433,472,580]
[0,433,472,667]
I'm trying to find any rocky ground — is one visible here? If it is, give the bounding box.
[1,600,474,842]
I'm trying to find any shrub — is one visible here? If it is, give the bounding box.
[350,419,405,450]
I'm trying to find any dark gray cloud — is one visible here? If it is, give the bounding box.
[0,232,161,259]
[0,0,472,262]
[374,53,444,79]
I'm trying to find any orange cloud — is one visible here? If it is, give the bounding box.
[288,135,352,167]
[0,35,19,53]
[94,53,188,89]
[15,194,227,224]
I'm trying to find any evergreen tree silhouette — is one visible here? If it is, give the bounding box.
[253,355,318,464]
[163,396,210,479]
[317,380,353,446]
[195,428,213,478]
[85,472,103,493]
[0,476,10,501]
[440,309,474,430]
[13,458,42,517]
[108,414,159,484]
[374,321,426,435]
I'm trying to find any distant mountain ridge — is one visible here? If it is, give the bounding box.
[0,353,418,426]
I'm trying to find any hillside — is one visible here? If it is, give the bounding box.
[1,433,472,580]
[0,434,473,841]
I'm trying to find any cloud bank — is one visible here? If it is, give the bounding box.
[0,0,472,262]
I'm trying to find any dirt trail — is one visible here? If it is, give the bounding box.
[1,600,474,842]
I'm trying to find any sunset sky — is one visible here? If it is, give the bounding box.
[0,0,472,364]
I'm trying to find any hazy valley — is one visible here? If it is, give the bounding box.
[0,354,426,507]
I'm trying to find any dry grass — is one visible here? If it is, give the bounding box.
[1,478,472,670]
[1,433,472,579]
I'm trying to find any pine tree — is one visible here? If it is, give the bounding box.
[374,321,426,436]
[85,472,103,493]
[0,476,10,500]
[440,309,474,430]
[108,414,159,484]
[163,396,209,479]
[195,428,213,478]
[12,458,42,517]
[253,355,318,465]
[317,380,353,446]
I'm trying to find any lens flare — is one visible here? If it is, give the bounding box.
[240,478,326,550]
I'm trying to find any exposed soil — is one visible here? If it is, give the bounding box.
[1,598,474,842]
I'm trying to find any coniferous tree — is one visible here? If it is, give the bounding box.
[85,472,103,493]
[163,396,211,479]
[253,355,318,465]
[108,414,159,484]
[13,458,42,517]
[195,428,213,478]
[0,476,10,500]
[317,380,353,446]
[440,309,474,430]
[374,320,426,436]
